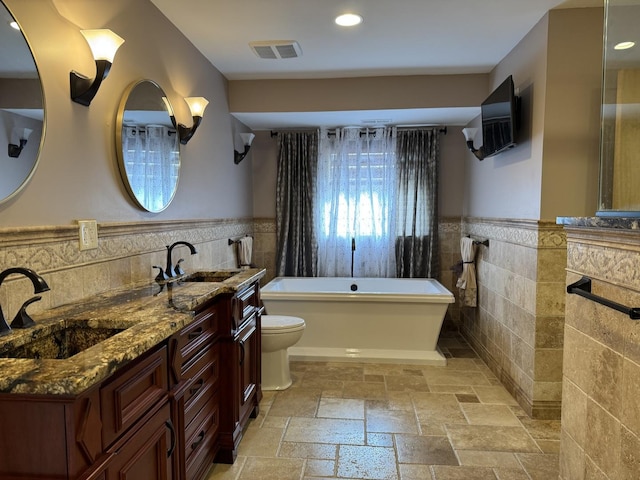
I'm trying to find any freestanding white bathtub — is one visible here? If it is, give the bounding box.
[260,277,455,365]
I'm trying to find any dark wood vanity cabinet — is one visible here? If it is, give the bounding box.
[166,279,263,478]
[168,305,222,480]
[0,343,173,480]
[0,277,263,480]
[214,281,262,464]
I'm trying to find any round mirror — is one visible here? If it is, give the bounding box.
[0,1,45,204]
[116,80,180,213]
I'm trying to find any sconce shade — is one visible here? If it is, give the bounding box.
[80,29,124,62]
[70,29,124,106]
[234,132,256,164]
[239,133,255,146]
[461,128,477,142]
[461,127,485,161]
[165,96,209,145]
[184,97,209,118]
[8,127,33,158]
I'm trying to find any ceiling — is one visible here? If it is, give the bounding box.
[150,0,603,130]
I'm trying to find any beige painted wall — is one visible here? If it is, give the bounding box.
[540,8,602,219]
[0,0,253,227]
[463,7,603,221]
[229,74,488,114]
[463,13,549,220]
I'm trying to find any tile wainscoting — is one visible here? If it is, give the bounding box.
[461,218,567,420]
[0,219,253,319]
[560,225,640,479]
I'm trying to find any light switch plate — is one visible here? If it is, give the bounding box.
[78,219,98,251]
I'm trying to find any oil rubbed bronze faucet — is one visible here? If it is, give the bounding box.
[0,267,50,336]
[165,241,197,278]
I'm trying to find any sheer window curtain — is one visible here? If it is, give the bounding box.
[316,127,397,277]
[275,131,319,277]
[395,128,440,278]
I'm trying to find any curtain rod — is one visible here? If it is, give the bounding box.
[270,126,447,138]
[124,126,177,136]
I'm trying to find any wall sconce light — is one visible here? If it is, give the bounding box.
[462,127,486,161]
[70,29,124,106]
[8,128,33,158]
[234,133,255,164]
[163,96,209,145]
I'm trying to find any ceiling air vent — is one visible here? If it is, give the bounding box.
[249,41,302,59]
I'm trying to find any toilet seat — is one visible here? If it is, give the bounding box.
[262,315,305,334]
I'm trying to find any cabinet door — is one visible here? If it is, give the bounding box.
[105,403,174,480]
[237,315,258,425]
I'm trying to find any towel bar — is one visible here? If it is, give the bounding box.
[466,235,489,247]
[228,235,253,246]
[567,276,640,320]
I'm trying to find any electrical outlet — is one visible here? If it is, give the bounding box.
[78,219,98,251]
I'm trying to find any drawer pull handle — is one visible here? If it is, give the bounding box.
[239,340,245,366]
[188,327,203,340]
[191,431,205,450]
[190,378,205,396]
[165,419,176,458]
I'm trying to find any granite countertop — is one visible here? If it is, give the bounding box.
[0,268,265,396]
[556,216,640,229]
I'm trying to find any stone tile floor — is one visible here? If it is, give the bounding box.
[206,333,560,480]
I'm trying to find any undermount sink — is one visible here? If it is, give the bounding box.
[180,270,240,283]
[0,321,128,360]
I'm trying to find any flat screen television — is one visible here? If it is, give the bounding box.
[481,75,520,158]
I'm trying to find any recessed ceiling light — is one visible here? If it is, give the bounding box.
[335,13,363,27]
[614,41,635,50]
[9,21,19,31]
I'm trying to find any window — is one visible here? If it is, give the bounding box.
[316,128,397,277]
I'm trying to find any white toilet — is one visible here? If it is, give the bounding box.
[261,315,306,390]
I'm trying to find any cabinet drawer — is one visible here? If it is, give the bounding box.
[185,392,220,466]
[179,309,218,365]
[183,345,220,412]
[101,345,168,448]
[233,284,258,329]
[183,341,219,381]
[184,372,217,430]
[185,426,218,480]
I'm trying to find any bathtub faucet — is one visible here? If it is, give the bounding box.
[351,237,356,277]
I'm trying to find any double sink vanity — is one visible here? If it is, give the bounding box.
[0,267,265,480]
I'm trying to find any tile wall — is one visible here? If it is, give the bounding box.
[560,226,640,479]
[0,219,253,319]
[460,218,567,419]
[253,218,277,284]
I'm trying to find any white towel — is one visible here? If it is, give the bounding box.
[456,237,478,307]
[238,236,253,267]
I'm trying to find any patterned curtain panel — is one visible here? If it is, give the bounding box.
[395,128,440,278]
[275,131,319,277]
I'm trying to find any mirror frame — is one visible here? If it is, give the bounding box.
[0,0,45,206]
[115,79,180,213]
